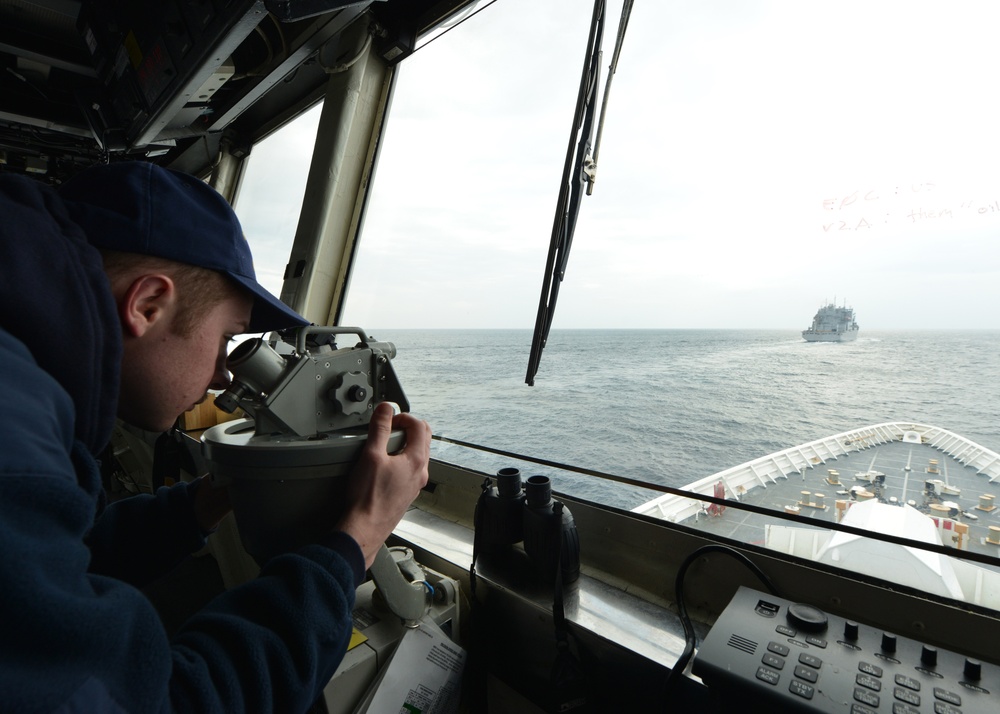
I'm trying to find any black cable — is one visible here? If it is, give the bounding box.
[462,478,492,711]
[662,544,780,709]
[468,476,491,599]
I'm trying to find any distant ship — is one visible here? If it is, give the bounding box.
[802,302,859,342]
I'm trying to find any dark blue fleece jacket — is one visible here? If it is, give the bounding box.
[0,172,366,713]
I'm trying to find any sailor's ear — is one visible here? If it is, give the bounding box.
[119,274,177,338]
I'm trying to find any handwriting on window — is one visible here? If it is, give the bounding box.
[821,183,1000,232]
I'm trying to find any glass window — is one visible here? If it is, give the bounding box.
[340,0,1000,607]
[235,104,323,300]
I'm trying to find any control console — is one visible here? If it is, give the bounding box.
[692,586,997,713]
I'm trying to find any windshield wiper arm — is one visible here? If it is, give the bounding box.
[526,0,606,386]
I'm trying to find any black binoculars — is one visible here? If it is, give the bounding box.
[474,467,580,585]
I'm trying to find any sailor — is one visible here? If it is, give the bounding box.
[0,162,431,713]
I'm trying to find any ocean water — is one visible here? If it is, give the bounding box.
[374,329,1000,510]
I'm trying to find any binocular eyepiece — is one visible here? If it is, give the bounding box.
[474,468,580,585]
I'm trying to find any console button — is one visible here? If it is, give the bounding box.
[794,665,818,683]
[755,667,780,685]
[856,673,881,691]
[789,680,815,699]
[933,703,962,714]
[775,624,796,637]
[851,706,876,714]
[767,641,790,657]
[762,653,784,670]
[799,653,823,669]
[853,687,880,707]
[859,661,883,678]
[805,635,828,648]
[893,686,920,706]
[933,688,961,706]
[892,704,920,714]
[895,674,920,691]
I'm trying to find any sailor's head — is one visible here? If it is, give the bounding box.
[58,162,309,430]
[59,161,307,334]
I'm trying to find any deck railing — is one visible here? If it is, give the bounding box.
[632,422,1000,523]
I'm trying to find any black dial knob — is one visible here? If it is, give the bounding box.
[881,633,897,653]
[786,603,828,632]
[964,658,982,681]
[921,646,938,667]
[843,621,859,640]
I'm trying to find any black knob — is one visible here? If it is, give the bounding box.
[844,621,859,640]
[347,384,368,402]
[881,633,897,653]
[786,603,828,632]
[964,658,982,681]
[921,646,938,667]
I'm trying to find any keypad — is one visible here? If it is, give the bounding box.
[692,587,998,714]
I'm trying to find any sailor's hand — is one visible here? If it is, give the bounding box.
[336,402,431,568]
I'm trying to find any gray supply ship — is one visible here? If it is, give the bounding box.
[802,302,859,342]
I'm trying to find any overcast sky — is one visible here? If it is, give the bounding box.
[235,0,1000,330]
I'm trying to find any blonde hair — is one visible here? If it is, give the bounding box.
[100,250,245,336]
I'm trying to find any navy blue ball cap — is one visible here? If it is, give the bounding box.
[58,161,309,334]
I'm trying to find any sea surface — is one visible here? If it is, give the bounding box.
[372,329,1000,510]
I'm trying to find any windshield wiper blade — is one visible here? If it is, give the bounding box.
[526,0,606,386]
